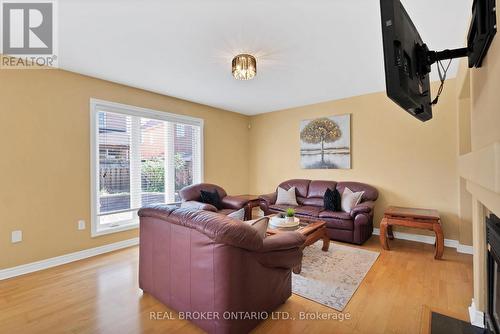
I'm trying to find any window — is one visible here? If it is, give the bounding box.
[176,124,185,137]
[98,112,127,133]
[90,99,203,236]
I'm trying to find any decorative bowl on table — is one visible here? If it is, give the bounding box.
[269,215,300,228]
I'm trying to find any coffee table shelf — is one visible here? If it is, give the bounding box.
[267,216,330,273]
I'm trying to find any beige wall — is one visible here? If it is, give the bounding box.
[0,69,250,269]
[248,81,463,240]
[470,48,500,151]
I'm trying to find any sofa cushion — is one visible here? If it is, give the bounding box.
[308,180,337,198]
[337,182,378,202]
[244,217,269,239]
[294,206,322,217]
[323,188,341,211]
[269,204,297,212]
[340,187,364,212]
[278,179,310,198]
[319,210,352,220]
[227,208,245,220]
[276,186,298,206]
[200,189,223,209]
[181,200,218,212]
[299,197,324,207]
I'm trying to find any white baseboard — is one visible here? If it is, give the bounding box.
[0,237,139,281]
[468,299,485,328]
[457,243,474,255]
[373,228,473,255]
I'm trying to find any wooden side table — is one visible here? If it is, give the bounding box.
[379,206,444,259]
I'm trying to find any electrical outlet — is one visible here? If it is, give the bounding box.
[11,230,22,243]
[78,220,86,230]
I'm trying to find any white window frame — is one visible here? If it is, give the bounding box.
[90,98,204,237]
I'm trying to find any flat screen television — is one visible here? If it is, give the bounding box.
[380,0,496,122]
[380,0,431,121]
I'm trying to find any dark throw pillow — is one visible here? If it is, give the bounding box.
[324,188,341,211]
[200,189,223,210]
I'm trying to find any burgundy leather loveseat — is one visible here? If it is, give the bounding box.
[179,183,250,218]
[138,205,305,334]
[260,179,378,245]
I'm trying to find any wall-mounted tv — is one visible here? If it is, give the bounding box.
[380,0,497,122]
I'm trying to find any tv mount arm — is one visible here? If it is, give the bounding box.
[416,44,470,77]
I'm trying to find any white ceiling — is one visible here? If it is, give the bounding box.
[59,0,472,115]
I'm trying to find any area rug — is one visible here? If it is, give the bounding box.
[292,242,379,311]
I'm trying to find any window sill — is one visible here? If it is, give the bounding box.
[91,221,139,237]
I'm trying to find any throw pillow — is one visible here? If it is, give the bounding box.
[227,208,245,220]
[275,186,298,206]
[333,187,342,211]
[200,189,223,210]
[244,216,269,239]
[323,188,341,211]
[341,187,364,213]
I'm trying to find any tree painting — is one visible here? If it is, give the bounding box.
[300,115,351,169]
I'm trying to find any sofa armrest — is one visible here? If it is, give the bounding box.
[259,192,277,215]
[180,200,217,212]
[259,193,277,205]
[253,232,305,269]
[254,248,304,270]
[221,195,249,210]
[350,200,375,218]
[261,232,305,252]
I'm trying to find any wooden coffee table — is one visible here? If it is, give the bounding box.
[379,206,444,259]
[267,216,330,274]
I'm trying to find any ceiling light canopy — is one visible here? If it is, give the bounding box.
[232,54,256,80]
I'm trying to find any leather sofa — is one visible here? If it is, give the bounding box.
[179,183,250,219]
[260,179,378,245]
[138,204,305,334]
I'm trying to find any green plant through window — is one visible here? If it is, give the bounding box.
[141,153,187,193]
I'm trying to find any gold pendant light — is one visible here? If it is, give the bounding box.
[232,54,257,80]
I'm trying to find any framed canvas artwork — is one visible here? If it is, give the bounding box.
[300,114,351,169]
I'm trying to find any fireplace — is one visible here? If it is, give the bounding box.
[487,215,500,333]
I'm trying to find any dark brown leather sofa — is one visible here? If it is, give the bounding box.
[179,183,250,218]
[260,179,378,245]
[138,205,305,334]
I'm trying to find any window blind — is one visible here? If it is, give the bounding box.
[93,106,202,228]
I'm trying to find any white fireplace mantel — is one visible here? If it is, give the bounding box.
[459,141,500,217]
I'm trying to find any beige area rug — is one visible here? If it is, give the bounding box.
[292,242,379,311]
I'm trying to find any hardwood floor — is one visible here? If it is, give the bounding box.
[0,237,472,334]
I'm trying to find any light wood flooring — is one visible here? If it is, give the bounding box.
[0,237,472,334]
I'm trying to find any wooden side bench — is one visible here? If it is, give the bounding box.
[379,206,444,259]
